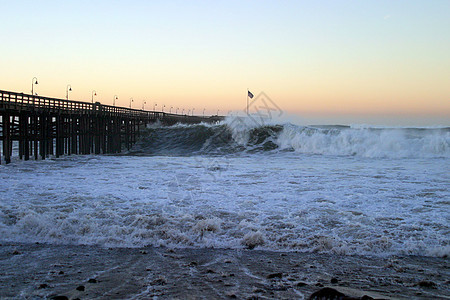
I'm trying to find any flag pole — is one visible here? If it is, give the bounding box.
[246,88,249,115]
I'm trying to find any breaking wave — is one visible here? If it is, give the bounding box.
[129,117,450,159]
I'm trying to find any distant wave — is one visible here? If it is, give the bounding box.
[127,117,450,158]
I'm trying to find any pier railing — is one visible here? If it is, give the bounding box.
[2,90,162,120]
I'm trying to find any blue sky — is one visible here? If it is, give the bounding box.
[1,1,449,125]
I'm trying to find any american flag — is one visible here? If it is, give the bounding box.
[248,91,254,99]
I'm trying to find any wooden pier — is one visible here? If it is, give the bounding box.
[0,89,223,164]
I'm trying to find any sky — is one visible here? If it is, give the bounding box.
[1,0,449,125]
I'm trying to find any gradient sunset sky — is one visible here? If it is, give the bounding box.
[1,1,449,125]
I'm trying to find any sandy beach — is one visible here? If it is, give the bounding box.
[0,243,448,299]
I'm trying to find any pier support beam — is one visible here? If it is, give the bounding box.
[2,114,11,164]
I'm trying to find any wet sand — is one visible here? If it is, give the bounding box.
[0,243,448,299]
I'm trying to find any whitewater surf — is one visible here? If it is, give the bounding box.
[1,117,448,257]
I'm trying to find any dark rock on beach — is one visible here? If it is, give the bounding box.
[417,280,437,288]
[309,287,346,299]
[267,272,283,279]
[51,296,69,300]
[308,287,377,300]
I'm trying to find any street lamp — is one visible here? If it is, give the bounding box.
[203,108,205,117]
[169,106,173,113]
[182,109,185,115]
[217,109,219,116]
[66,84,72,100]
[31,77,38,95]
[153,103,157,111]
[162,105,165,112]
[192,108,195,116]
[142,100,146,110]
[91,90,97,103]
[176,107,179,114]
[129,97,134,108]
[113,95,118,106]
[187,109,191,115]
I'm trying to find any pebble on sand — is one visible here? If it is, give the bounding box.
[266,272,283,279]
[308,287,377,300]
[309,287,345,299]
[417,280,436,288]
[51,296,69,300]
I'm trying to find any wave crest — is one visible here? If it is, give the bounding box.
[128,117,450,158]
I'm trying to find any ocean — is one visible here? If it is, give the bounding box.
[0,117,449,258]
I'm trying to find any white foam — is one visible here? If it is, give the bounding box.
[0,138,448,258]
[276,124,450,158]
[241,231,265,249]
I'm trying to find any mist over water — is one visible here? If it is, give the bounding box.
[0,117,449,257]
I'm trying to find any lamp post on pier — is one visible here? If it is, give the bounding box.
[153,103,157,111]
[169,106,173,113]
[129,98,134,108]
[113,95,118,106]
[142,100,146,110]
[182,109,185,115]
[188,109,191,116]
[176,107,179,114]
[217,109,219,116]
[192,108,195,116]
[91,90,97,103]
[31,77,38,95]
[162,105,165,112]
[66,84,72,100]
[203,108,205,117]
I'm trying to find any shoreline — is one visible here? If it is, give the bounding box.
[0,243,448,299]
